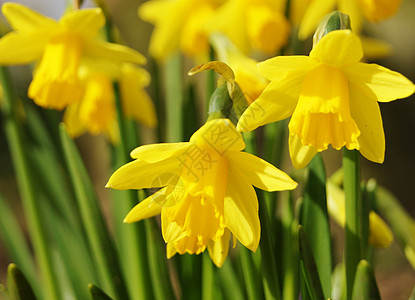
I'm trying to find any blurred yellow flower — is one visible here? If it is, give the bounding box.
[208,0,290,55]
[107,118,297,267]
[0,3,145,110]
[139,0,218,60]
[210,34,269,104]
[298,0,403,40]
[63,72,118,142]
[119,64,157,128]
[237,30,414,168]
[64,63,156,143]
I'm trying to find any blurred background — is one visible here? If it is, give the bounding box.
[0,0,414,298]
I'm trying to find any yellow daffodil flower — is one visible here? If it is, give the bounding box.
[106,118,297,267]
[63,62,156,143]
[139,0,218,60]
[298,0,403,40]
[0,3,145,110]
[207,0,290,55]
[237,30,415,168]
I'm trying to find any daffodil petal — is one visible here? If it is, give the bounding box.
[144,0,190,60]
[310,30,363,65]
[2,3,57,31]
[349,87,385,163]
[138,0,172,23]
[258,56,316,81]
[162,212,187,243]
[60,8,104,37]
[0,31,51,64]
[106,157,182,190]
[191,119,245,153]
[63,102,85,138]
[237,73,304,132]
[130,143,189,162]
[224,165,260,252]
[298,0,336,40]
[338,0,364,33]
[227,152,297,191]
[288,134,318,169]
[84,40,146,64]
[123,192,162,223]
[344,62,415,102]
[166,243,177,259]
[207,229,231,268]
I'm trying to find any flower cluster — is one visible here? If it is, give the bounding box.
[0,3,156,140]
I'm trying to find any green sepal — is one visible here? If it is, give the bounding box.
[314,11,351,45]
[351,260,381,300]
[88,284,113,300]
[7,263,37,300]
[207,83,233,122]
[206,81,248,126]
[298,225,325,300]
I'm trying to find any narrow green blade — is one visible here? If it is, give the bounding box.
[298,225,325,300]
[351,260,381,300]
[59,124,127,300]
[302,154,332,298]
[89,284,114,300]
[0,193,36,287]
[7,263,37,300]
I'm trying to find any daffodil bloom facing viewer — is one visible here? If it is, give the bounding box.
[237,29,415,169]
[0,3,145,110]
[107,118,297,267]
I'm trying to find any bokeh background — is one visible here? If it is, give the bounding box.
[0,0,414,298]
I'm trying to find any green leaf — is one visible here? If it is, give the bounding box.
[7,263,37,300]
[1,65,60,300]
[298,225,325,300]
[0,193,37,287]
[145,216,176,300]
[281,192,299,300]
[219,258,244,300]
[89,284,114,300]
[59,124,127,300]
[301,154,332,298]
[351,260,381,300]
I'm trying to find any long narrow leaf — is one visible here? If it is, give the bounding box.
[301,154,332,298]
[298,225,325,300]
[59,124,127,300]
[7,263,37,300]
[0,193,36,288]
[351,260,381,300]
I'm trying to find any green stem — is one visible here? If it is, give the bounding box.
[342,149,361,300]
[165,53,183,142]
[0,66,60,300]
[205,45,216,116]
[202,253,215,300]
